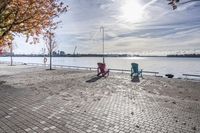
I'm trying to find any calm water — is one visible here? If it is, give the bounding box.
[0,57,200,78]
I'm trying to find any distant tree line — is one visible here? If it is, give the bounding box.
[167,54,200,57]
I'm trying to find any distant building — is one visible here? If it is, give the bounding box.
[59,51,65,56]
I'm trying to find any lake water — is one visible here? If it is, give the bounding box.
[0,57,200,78]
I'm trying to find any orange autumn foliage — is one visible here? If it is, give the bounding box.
[0,0,68,50]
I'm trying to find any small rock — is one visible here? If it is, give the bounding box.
[182,122,186,125]
[131,112,134,115]
[192,126,196,130]
[165,74,174,78]
[136,125,139,128]
[76,105,80,108]
[175,120,178,123]
[172,101,176,104]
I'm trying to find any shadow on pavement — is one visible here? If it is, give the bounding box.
[86,76,102,83]
[131,76,140,82]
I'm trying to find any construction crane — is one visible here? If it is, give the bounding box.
[73,46,77,55]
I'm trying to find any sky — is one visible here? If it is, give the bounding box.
[13,0,200,55]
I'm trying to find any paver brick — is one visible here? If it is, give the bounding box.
[0,69,200,133]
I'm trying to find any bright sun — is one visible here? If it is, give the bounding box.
[120,0,144,23]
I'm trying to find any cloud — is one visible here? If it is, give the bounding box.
[13,0,200,55]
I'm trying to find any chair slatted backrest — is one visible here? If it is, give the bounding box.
[97,63,106,73]
[131,63,139,73]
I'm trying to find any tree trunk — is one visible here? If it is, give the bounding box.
[10,43,13,66]
[49,34,52,70]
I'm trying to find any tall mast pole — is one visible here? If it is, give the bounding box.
[100,26,105,64]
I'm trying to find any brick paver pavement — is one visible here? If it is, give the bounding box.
[0,67,199,133]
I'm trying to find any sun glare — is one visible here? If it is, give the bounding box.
[120,0,144,23]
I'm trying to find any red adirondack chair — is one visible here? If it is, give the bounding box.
[97,63,109,77]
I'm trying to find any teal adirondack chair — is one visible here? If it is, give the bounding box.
[131,63,143,78]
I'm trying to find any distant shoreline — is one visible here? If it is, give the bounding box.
[1,54,200,58]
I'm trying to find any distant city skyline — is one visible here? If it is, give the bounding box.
[13,0,200,55]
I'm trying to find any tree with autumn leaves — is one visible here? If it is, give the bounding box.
[168,0,200,10]
[0,0,68,51]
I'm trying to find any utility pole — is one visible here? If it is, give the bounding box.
[100,26,105,64]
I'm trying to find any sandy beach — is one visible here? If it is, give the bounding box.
[0,64,200,133]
